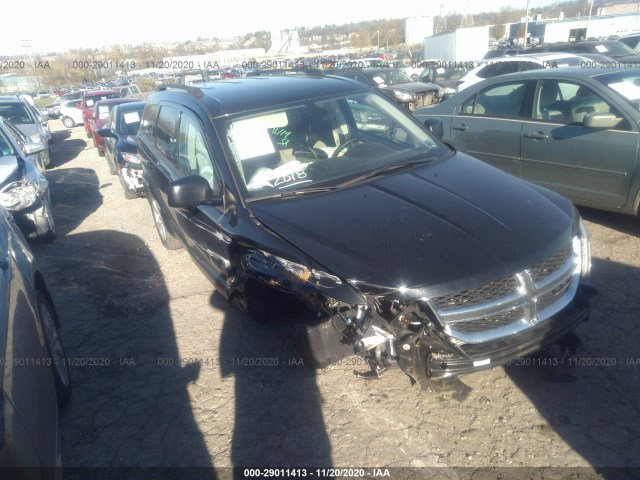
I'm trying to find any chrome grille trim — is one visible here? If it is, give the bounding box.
[428,241,581,344]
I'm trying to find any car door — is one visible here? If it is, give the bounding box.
[103,110,117,164]
[449,80,533,176]
[172,109,231,290]
[521,78,639,208]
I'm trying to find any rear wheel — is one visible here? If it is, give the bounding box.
[149,194,182,250]
[37,291,71,409]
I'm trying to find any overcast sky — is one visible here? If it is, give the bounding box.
[3,0,558,55]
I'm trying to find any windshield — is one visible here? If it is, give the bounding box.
[368,69,413,86]
[420,66,468,83]
[0,126,18,157]
[593,42,635,57]
[0,103,35,124]
[223,91,443,199]
[595,71,640,104]
[118,108,144,135]
[85,93,122,107]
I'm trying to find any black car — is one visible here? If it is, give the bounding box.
[325,67,440,111]
[136,76,594,389]
[97,101,146,199]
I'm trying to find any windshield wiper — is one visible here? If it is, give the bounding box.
[249,186,338,201]
[337,158,435,188]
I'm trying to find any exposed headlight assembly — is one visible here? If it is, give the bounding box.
[121,152,141,165]
[29,133,44,144]
[0,164,48,212]
[393,90,417,103]
[244,250,343,289]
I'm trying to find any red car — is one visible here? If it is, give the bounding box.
[90,98,138,155]
[81,90,122,138]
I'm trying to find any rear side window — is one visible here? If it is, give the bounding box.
[155,105,179,165]
[460,81,529,118]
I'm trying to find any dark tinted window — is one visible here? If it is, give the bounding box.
[477,62,520,79]
[139,103,159,140]
[155,105,179,164]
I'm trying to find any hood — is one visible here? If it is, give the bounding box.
[119,136,138,153]
[250,153,575,297]
[612,54,640,64]
[383,81,439,94]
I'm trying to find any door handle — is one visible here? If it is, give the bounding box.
[523,131,549,140]
[452,124,468,131]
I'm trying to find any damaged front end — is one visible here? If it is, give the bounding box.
[231,221,595,393]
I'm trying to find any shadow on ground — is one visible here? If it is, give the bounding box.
[215,294,333,469]
[32,168,216,479]
[505,256,640,478]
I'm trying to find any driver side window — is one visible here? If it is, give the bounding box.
[177,113,218,192]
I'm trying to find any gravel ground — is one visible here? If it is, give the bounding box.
[31,121,640,479]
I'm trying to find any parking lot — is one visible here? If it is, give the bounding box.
[33,120,640,478]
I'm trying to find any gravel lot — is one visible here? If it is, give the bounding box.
[32,121,640,479]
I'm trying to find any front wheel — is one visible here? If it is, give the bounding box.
[62,116,75,128]
[37,290,72,409]
[29,194,56,242]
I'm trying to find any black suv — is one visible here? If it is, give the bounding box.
[137,75,594,389]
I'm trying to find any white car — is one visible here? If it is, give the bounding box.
[59,99,84,128]
[456,53,586,92]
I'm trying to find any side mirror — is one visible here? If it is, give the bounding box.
[168,175,221,209]
[38,114,48,122]
[424,117,444,139]
[97,128,115,138]
[23,142,46,155]
[583,112,621,129]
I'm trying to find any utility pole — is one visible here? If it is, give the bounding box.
[586,0,594,40]
[524,0,530,46]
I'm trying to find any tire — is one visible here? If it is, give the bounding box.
[107,157,117,175]
[149,194,182,250]
[62,117,75,128]
[30,194,56,242]
[36,290,72,409]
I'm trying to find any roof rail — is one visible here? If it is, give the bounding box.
[156,84,204,98]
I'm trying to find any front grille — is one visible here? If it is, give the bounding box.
[432,276,518,310]
[451,308,524,334]
[428,242,580,344]
[530,246,572,283]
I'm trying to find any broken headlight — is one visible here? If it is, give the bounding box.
[0,178,46,211]
[121,152,141,165]
[245,250,343,289]
[393,90,417,103]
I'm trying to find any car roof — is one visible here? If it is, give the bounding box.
[84,89,120,96]
[151,75,366,117]
[481,53,579,63]
[94,98,137,106]
[472,66,640,82]
[114,101,145,112]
